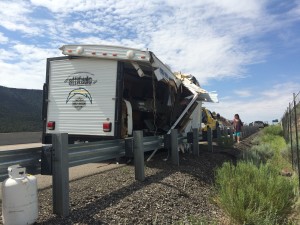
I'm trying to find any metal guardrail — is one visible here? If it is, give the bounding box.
[4,127,262,218]
[143,135,164,152]
[68,139,125,168]
[0,135,165,182]
[0,126,259,183]
[0,147,41,182]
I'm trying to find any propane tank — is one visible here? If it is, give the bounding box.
[1,165,38,225]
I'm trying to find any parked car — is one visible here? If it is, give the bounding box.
[253,121,264,128]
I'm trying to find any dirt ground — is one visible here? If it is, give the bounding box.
[1,133,258,225]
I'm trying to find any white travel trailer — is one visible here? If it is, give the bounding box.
[42,45,218,144]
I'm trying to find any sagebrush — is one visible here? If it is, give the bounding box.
[215,162,295,225]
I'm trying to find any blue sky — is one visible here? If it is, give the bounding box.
[0,0,299,123]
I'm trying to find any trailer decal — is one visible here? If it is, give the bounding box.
[72,96,86,110]
[66,88,93,109]
[64,72,97,86]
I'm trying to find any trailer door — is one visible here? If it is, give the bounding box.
[46,58,118,136]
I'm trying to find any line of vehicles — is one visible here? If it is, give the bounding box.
[249,121,268,128]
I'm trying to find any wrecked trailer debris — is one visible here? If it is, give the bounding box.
[42,45,218,144]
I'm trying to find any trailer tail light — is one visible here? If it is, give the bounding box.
[103,122,112,132]
[47,121,55,130]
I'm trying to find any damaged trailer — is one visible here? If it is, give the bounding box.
[42,45,218,144]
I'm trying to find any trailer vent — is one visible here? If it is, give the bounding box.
[103,122,112,132]
[47,121,55,130]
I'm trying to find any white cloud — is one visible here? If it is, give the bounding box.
[0,33,8,44]
[0,49,17,60]
[0,1,41,35]
[0,0,298,96]
[30,0,108,13]
[0,44,59,89]
[143,2,267,83]
[12,44,58,62]
[261,82,300,98]
[234,90,253,97]
[72,36,146,50]
[209,0,265,18]
[207,82,300,123]
[72,21,106,33]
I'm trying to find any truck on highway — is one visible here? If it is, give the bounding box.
[42,45,218,144]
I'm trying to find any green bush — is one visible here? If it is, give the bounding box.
[259,134,286,153]
[243,143,274,165]
[246,127,288,170]
[215,162,295,225]
[263,125,283,136]
[251,136,261,145]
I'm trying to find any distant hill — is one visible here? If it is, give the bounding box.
[0,86,43,133]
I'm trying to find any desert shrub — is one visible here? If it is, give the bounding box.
[251,136,261,145]
[259,134,286,153]
[215,162,295,225]
[263,125,283,136]
[246,126,288,170]
[246,143,274,164]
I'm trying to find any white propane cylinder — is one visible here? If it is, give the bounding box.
[1,165,38,225]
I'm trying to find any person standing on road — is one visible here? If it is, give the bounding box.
[233,114,243,143]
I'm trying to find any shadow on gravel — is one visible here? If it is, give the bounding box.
[146,148,238,185]
[40,168,176,224]
[40,146,240,224]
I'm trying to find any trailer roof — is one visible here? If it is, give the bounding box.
[60,44,179,85]
[60,44,150,62]
[59,44,218,103]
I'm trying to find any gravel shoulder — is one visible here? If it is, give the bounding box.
[1,134,258,225]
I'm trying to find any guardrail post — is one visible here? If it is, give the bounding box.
[229,127,233,140]
[207,128,213,152]
[243,128,246,138]
[221,128,225,136]
[52,133,69,217]
[192,128,199,156]
[217,127,221,145]
[171,129,179,166]
[41,146,53,175]
[125,137,134,158]
[133,131,145,181]
[207,127,213,152]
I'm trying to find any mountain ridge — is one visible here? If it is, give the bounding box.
[0,85,43,133]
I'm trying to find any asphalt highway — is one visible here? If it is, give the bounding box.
[0,132,42,146]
